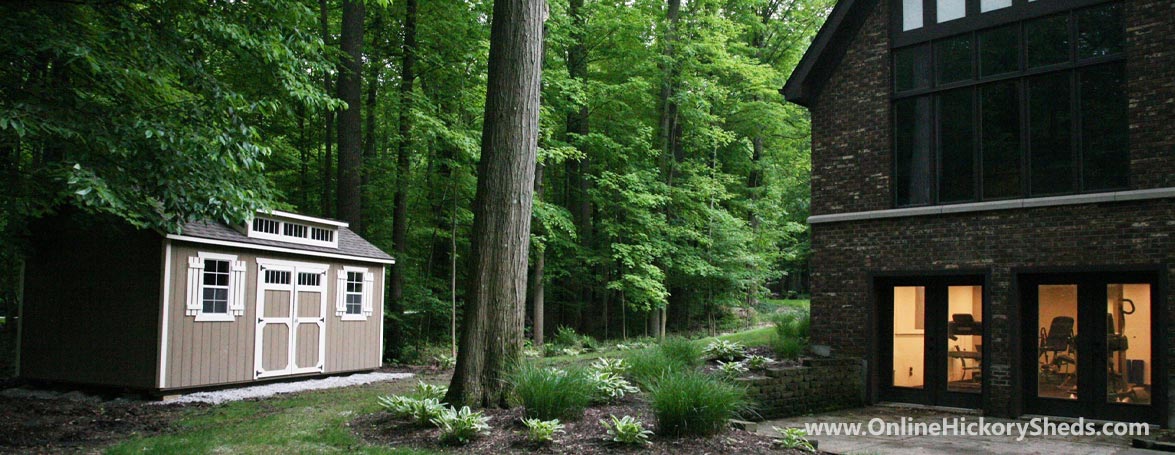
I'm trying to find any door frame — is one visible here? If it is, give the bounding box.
[875,272,989,409]
[254,258,329,379]
[1018,268,1166,425]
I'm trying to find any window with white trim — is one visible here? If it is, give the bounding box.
[336,266,374,321]
[247,216,339,249]
[345,272,363,315]
[186,252,246,322]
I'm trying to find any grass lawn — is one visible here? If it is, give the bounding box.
[106,374,448,455]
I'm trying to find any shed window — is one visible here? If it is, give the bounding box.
[253,218,279,234]
[186,252,246,321]
[202,259,230,314]
[345,272,363,315]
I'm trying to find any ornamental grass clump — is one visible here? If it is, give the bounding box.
[622,348,684,388]
[510,364,594,420]
[658,336,704,367]
[648,370,749,437]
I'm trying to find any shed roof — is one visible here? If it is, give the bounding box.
[174,219,394,264]
[781,0,878,107]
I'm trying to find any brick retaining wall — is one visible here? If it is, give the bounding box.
[739,358,866,420]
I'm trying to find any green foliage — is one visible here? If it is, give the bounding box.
[590,357,629,376]
[433,353,457,370]
[622,348,684,388]
[659,336,704,368]
[772,312,811,359]
[413,381,448,401]
[716,360,749,381]
[432,406,490,445]
[703,339,747,361]
[599,415,653,445]
[647,371,749,437]
[521,418,566,444]
[745,354,772,371]
[552,326,599,351]
[589,370,641,403]
[377,396,446,426]
[510,364,594,421]
[772,426,817,452]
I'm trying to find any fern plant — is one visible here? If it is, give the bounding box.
[600,415,653,445]
[521,418,566,443]
[432,406,490,445]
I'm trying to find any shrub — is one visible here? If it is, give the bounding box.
[658,336,704,367]
[622,348,684,388]
[744,354,772,370]
[648,371,749,436]
[600,415,653,445]
[432,406,490,445]
[414,381,448,401]
[771,312,810,360]
[589,371,640,403]
[703,339,746,361]
[772,426,816,452]
[716,360,748,380]
[552,326,599,351]
[521,418,566,443]
[510,364,594,420]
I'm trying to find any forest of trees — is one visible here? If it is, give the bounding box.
[0,0,830,365]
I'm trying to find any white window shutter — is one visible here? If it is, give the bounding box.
[230,260,247,316]
[362,272,375,316]
[185,257,204,316]
[335,269,347,316]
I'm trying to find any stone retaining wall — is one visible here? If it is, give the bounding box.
[738,357,865,420]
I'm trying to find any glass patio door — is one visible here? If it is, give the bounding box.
[879,276,985,408]
[1022,272,1162,424]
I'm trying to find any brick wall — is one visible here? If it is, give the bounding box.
[805,0,1175,420]
[739,358,866,420]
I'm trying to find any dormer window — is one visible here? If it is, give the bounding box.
[245,212,343,249]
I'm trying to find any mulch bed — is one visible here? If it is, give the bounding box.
[352,395,813,454]
[0,394,192,454]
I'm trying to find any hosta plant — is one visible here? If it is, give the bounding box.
[414,381,448,401]
[434,353,456,369]
[591,357,629,376]
[521,418,566,443]
[703,339,746,361]
[773,426,816,452]
[716,360,749,380]
[590,370,640,402]
[744,354,773,370]
[432,406,490,445]
[600,415,653,445]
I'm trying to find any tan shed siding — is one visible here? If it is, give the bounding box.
[325,265,384,373]
[164,244,383,389]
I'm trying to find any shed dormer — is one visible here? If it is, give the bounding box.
[242,211,347,249]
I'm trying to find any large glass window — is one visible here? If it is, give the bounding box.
[947,286,983,393]
[893,287,926,389]
[1107,284,1151,405]
[892,2,1126,207]
[1038,285,1078,400]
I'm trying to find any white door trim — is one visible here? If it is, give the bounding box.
[254,258,329,379]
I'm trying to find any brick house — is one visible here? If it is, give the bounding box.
[783,0,1173,424]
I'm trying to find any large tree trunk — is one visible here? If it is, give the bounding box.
[336,0,364,231]
[529,163,546,346]
[320,0,334,218]
[386,0,416,362]
[446,0,546,409]
[653,0,680,341]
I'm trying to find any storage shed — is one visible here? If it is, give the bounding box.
[17,209,393,391]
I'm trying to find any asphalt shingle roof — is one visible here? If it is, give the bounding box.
[179,220,394,262]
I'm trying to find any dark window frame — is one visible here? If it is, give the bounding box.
[891,2,1126,208]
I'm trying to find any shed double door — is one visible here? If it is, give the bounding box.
[254,259,329,379]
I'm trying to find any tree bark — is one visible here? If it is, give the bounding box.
[653,0,680,341]
[446,0,546,409]
[386,0,416,363]
[336,0,365,231]
[320,0,334,218]
[529,163,546,346]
